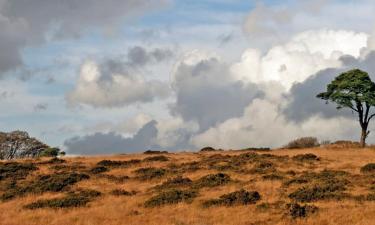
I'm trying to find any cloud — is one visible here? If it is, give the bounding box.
[284,51,375,122]
[169,50,263,131]
[64,120,160,155]
[231,29,367,90]
[66,59,170,108]
[127,46,174,67]
[0,0,170,75]
[33,103,48,112]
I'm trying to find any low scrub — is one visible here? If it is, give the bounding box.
[143,155,169,162]
[110,189,136,196]
[360,163,375,174]
[287,203,318,218]
[200,147,219,152]
[134,167,167,180]
[143,150,168,154]
[1,172,90,201]
[0,162,37,181]
[24,189,101,209]
[202,189,260,207]
[39,157,66,164]
[144,189,197,207]
[289,183,346,202]
[154,176,192,190]
[193,173,231,188]
[293,153,320,162]
[90,166,108,174]
[284,137,320,149]
[96,159,141,168]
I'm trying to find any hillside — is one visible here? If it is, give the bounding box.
[1,148,375,225]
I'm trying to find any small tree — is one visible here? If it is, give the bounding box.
[317,69,375,147]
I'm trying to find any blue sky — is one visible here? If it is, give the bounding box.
[1,0,375,154]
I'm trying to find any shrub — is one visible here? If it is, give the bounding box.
[144,189,197,207]
[1,172,90,201]
[202,189,260,207]
[40,157,66,164]
[0,162,37,181]
[360,163,375,174]
[292,153,320,162]
[134,167,167,180]
[289,183,346,202]
[284,137,320,149]
[24,190,101,209]
[200,147,219,152]
[143,150,168,154]
[154,176,192,190]
[39,147,61,157]
[143,155,169,162]
[90,166,108,174]
[110,189,136,196]
[288,203,318,218]
[96,159,141,168]
[194,173,231,188]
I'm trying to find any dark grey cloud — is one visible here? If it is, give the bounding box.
[0,0,170,76]
[284,52,375,122]
[64,120,160,155]
[171,56,263,131]
[127,46,174,67]
[63,119,196,154]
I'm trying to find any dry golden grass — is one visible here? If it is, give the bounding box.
[1,147,375,225]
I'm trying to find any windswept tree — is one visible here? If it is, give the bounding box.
[317,69,375,147]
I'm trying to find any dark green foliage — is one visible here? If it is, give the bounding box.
[43,157,66,164]
[134,167,167,180]
[110,189,136,196]
[284,169,349,187]
[284,137,320,149]
[24,190,101,209]
[289,183,346,202]
[317,69,375,147]
[1,172,90,201]
[144,189,197,207]
[200,147,218,152]
[360,163,375,174]
[288,203,318,218]
[202,189,260,207]
[154,176,192,190]
[97,159,141,168]
[193,173,231,188]
[90,166,108,174]
[143,150,168,154]
[0,162,37,181]
[143,155,169,162]
[293,153,320,162]
[30,173,90,193]
[39,147,61,157]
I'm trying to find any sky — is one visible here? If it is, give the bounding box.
[1,0,375,154]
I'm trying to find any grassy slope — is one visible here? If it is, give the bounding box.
[1,148,375,225]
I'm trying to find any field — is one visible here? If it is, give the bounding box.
[1,147,375,225]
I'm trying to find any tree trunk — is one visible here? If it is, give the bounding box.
[360,127,368,148]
